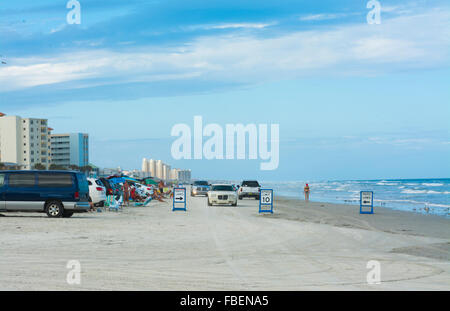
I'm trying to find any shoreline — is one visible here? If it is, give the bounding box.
[257,178,450,218]
[274,193,450,219]
[274,195,450,243]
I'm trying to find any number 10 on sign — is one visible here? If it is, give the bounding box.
[259,189,274,214]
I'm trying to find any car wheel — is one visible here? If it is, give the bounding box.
[208,199,212,206]
[45,201,64,218]
[63,211,74,218]
[98,201,105,207]
[255,196,260,200]
[232,202,237,206]
[238,196,243,200]
[191,193,195,197]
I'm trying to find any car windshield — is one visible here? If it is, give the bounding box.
[212,185,234,191]
[194,181,209,186]
[242,181,260,187]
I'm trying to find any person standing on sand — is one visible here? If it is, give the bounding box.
[304,183,310,202]
[158,180,165,195]
[123,181,130,206]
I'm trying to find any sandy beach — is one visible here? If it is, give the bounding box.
[1,192,449,290]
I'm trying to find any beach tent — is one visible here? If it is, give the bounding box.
[123,176,140,183]
[108,177,125,185]
[142,177,159,185]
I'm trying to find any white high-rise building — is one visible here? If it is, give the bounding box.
[156,160,163,179]
[0,114,52,170]
[141,158,148,172]
[164,164,171,180]
[149,159,156,177]
[141,158,190,181]
[162,164,168,180]
[169,168,178,180]
[142,158,154,176]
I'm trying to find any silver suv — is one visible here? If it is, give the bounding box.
[190,180,210,196]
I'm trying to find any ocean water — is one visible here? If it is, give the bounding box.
[261,179,450,217]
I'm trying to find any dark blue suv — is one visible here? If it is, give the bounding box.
[0,170,90,218]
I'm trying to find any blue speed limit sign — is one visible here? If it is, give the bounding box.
[259,189,273,213]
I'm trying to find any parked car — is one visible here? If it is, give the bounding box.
[207,184,238,206]
[134,183,153,196]
[0,170,90,218]
[99,177,115,196]
[87,178,107,207]
[238,180,261,200]
[191,180,210,196]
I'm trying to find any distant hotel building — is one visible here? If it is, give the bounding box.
[142,158,156,177]
[50,133,89,168]
[0,114,52,170]
[171,168,191,183]
[141,158,191,182]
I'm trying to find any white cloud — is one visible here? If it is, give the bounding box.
[299,13,350,21]
[205,23,275,29]
[0,8,449,92]
[183,22,276,32]
[367,136,449,148]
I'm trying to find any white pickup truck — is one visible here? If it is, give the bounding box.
[238,180,261,200]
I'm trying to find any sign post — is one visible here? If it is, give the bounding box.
[360,191,374,214]
[173,187,187,211]
[259,189,274,214]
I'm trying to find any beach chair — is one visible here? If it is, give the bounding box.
[108,195,123,212]
[134,196,153,207]
[105,195,113,207]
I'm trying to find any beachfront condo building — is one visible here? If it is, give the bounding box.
[141,158,190,181]
[0,114,52,170]
[178,169,191,183]
[142,158,166,179]
[141,158,148,173]
[162,164,171,180]
[148,159,156,177]
[141,158,157,177]
[156,160,163,179]
[50,133,89,168]
[169,168,192,182]
[142,158,161,178]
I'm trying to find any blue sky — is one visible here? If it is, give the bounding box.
[0,0,449,181]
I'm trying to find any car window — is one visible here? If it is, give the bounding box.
[95,180,103,186]
[0,174,5,186]
[212,185,234,191]
[9,173,36,187]
[76,173,89,192]
[38,174,73,188]
[100,179,111,188]
[194,181,209,186]
[88,180,92,186]
[242,181,260,187]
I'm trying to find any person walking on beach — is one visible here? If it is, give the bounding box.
[304,183,310,202]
